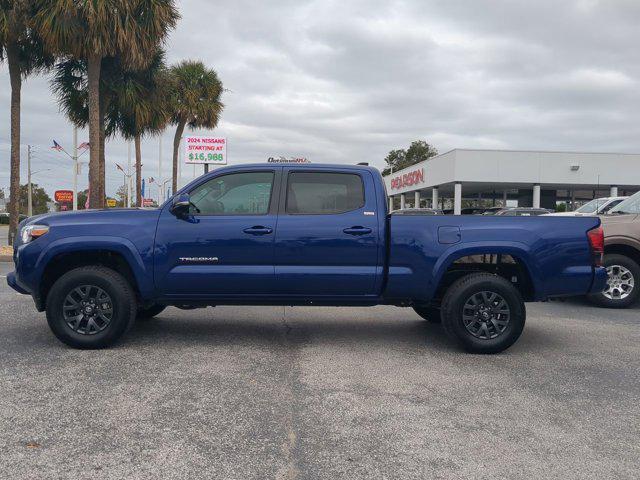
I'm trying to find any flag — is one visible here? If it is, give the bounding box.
[78,142,90,150]
[51,140,63,151]
[141,179,145,198]
[115,163,124,173]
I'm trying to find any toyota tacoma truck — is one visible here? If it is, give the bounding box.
[7,163,607,353]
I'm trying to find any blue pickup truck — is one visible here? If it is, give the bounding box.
[8,163,607,353]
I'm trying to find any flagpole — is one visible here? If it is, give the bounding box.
[73,126,78,210]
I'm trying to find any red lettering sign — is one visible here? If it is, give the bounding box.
[390,168,424,190]
[54,190,74,203]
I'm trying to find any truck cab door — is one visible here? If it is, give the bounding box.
[273,168,380,297]
[154,168,280,298]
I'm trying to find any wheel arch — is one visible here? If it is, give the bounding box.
[36,237,153,311]
[431,244,540,303]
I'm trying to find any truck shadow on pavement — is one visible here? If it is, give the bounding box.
[122,311,555,355]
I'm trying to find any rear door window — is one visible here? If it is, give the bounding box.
[286,172,364,214]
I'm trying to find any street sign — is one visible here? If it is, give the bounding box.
[54,190,74,203]
[106,198,117,207]
[184,136,227,165]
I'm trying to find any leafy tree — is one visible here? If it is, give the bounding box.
[18,183,51,215]
[382,140,438,176]
[114,184,127,207]
[76,188,88,210]
[0,187,5,198]
[1,0,53,244]
[34,0,179,208]
[167,60,224,192]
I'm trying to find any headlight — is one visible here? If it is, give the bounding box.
[21,225,49,244]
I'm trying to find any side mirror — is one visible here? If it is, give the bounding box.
[170,193,191,218]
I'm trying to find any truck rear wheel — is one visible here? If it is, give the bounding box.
[440,273,525,354]
[413,306,441,323]
[45,266,137,349]
[588,254,640,308]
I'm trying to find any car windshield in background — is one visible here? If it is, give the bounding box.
[610,191,640,215]
[576,198,604,213]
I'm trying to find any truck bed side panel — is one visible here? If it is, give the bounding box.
[385,215,601,303]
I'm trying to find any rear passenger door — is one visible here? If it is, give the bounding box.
[274,168,380,296]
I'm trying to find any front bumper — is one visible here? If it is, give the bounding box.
[7,271,30,295]
[589,266,608,294]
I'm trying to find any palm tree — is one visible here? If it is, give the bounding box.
[52,53,168,207]
[1,0,52,245]
[33,0,179,208]
[115,52,169,206]
[167,61,224,193]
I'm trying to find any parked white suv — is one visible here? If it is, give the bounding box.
[547,197,627,216]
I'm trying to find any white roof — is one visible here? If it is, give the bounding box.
[384,148,640,195]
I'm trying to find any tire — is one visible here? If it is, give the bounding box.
[440,273,526,354]
[137,304,166,320]
[588,254,640,309]
[45,266,137,349]
[413,305,441,323]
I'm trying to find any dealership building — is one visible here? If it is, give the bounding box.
[384,149,640,213]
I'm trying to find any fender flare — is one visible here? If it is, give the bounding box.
[431,241,543,299]
[35,236,154,297]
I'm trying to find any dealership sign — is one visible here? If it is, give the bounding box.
[54,190,74,203]
[390,168,424,190]
[184,136,227,165]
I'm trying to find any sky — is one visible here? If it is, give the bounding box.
[1,0,640,199]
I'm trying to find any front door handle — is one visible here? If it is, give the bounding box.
[243,226,273,235]
[343,226,372,236]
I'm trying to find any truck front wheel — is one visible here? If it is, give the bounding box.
[440,273,525,354]
[45,266,137,349]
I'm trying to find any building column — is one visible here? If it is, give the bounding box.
[454,183,462,215]
[389,195,394,211]
[610,185,618,197]
[533,184,541,208]
[432,187,439,209]
[414,191,421,208]
[400,193,406,210]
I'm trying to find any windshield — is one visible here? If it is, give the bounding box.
[576,198,605,213]
[610,192,640,215]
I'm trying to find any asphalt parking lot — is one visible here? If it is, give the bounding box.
[0,262,638,479]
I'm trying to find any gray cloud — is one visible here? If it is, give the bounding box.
[1,0,640,198]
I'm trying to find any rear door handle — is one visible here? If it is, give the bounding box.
[243,226,273,235]
[343,226,372,236]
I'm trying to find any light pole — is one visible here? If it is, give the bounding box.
[26,146,51,217]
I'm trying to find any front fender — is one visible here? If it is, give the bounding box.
[35,236,154,298]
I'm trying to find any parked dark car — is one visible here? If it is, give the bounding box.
[494,208,553,216]
[391,208,443,215]
[481,207,506,215]
[443,208,487,215]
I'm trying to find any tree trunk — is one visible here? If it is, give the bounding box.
[135,134,142,207]
[98,91,107,208]
[86,54,102,209]
[172,121,185,193]
[7,44,21,246]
